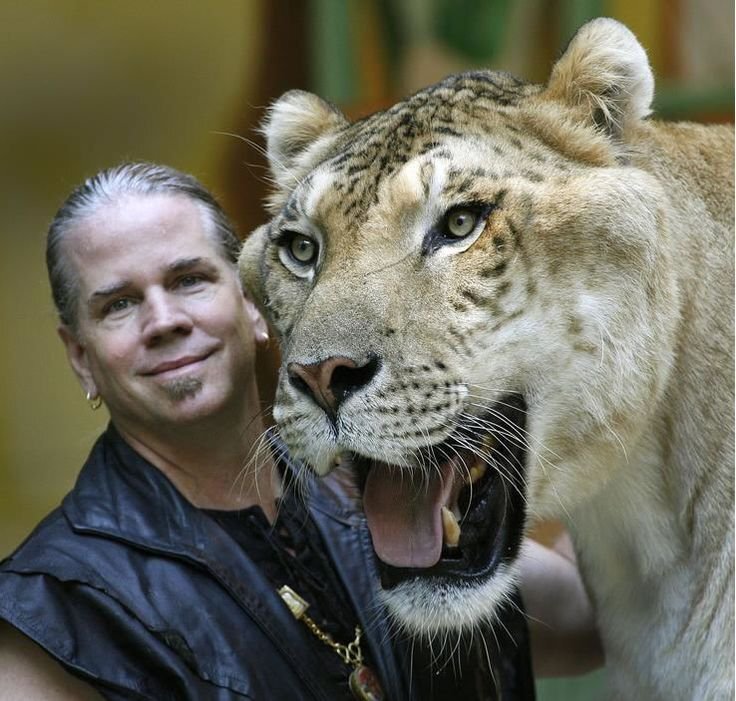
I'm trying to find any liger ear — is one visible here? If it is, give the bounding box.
[262,89,348,204]
[238,224,270,313]
[544,18,654,139]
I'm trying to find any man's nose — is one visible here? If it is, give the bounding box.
[141,291,193,342]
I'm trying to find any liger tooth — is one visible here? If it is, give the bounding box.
[441,506,461,547]
[482,433,497,452]
[469,461,487,484]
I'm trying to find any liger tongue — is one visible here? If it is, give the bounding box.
[362,460,455,568]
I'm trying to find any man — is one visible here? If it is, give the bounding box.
[0,163,545,699]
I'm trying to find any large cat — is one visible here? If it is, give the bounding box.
[240,18,734,699]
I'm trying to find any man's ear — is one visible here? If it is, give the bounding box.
[58,325,97,398]
[238,225,269,313]
[243,297,269,344]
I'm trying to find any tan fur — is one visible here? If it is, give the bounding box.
[240,19,734,699]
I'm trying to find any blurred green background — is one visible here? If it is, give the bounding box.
[0,2,732,698]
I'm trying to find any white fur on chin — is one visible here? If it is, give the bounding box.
[379,563,519,638]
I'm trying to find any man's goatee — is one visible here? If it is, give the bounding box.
[163,377,203,401]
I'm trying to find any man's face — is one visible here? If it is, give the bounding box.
[60,193,263,432]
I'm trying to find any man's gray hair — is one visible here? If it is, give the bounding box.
[46,162,241,330]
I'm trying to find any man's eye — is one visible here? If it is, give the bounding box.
[178,274,205,288]
[444,207,480,238]
[287,234,318,265]
[104,298,133,316]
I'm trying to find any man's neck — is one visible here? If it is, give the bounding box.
[115,409,279,520]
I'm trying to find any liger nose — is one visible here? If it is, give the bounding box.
[287,355,380,417]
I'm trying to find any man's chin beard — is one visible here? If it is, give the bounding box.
[162,377,203,401]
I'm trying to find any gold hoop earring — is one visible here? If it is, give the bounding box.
[86,392,102,411]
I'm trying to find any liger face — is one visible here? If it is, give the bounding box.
[62,193,259,434]
[239,21,673,635]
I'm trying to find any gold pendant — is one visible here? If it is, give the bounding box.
[349,664,384,700]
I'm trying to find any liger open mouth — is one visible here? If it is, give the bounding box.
[354,394,528,589]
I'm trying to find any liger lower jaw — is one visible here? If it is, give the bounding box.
[323,394,530,634]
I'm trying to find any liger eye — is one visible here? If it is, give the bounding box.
[288,234,318,264]
[422,201,495,256]
[445,207,479,238]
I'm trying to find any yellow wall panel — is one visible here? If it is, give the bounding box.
[0,0,261,555]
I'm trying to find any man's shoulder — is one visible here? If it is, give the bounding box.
[0,499,160,633]
[0,506,124,641]
[0,619,105,701]
[0,507,215,699]
[1,507,73,573]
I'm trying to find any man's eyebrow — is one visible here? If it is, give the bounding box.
[167,256,212,273]
[87,258,217,306]
[89,281,132,303]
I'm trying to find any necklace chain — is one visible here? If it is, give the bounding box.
[300,614,364,667]
[278,585,386,700]
[278,585,364,668]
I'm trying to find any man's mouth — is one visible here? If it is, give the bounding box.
[144,350,214,377]
[354,394,528,588]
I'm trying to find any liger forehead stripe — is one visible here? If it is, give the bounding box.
[303,169,338,222]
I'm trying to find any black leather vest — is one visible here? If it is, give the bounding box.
[0,426,534,700]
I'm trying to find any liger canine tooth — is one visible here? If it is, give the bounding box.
[481,434,497,452]
[441,506,461,547]
[469,461,487,484]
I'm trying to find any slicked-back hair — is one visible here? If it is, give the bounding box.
[46,162,241,331]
